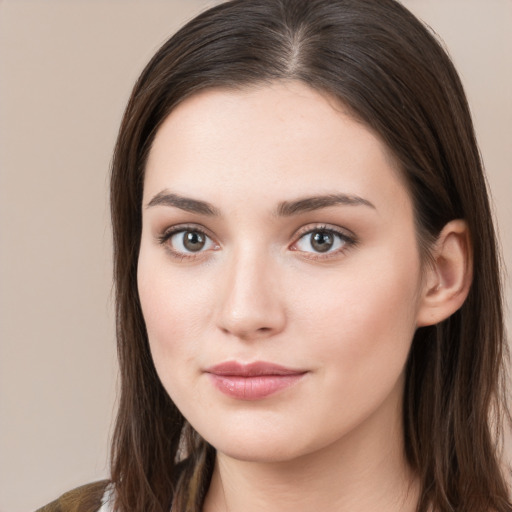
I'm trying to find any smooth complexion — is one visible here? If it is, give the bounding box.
[138,81,470,512]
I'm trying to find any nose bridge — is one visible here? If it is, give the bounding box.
[217,242,286,339]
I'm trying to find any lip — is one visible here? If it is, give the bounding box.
[204,361,307,400]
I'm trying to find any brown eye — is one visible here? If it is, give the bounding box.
[165,229,216,255]
[182,231,206,252]
[293,227,353,256]
[310,231,334,252]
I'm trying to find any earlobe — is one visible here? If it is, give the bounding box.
[416,219,473,327]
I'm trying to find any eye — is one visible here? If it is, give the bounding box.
[159,227,217,256]
[292,227,354,255]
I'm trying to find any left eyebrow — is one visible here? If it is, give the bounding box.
[275,194,376,216]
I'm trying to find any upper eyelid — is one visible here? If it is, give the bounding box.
[292,223,356,240]
[158,223,214,241]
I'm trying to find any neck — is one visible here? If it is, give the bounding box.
[202,384,419,512]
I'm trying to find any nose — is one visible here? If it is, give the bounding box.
[216,248,287,341]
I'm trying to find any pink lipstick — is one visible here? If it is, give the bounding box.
[204,361,306,400]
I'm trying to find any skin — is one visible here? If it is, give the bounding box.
[138,81,470,511]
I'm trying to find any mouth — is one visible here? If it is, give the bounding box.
[204,361,307,400]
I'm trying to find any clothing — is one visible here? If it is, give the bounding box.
[36,460,188,511]
[35,480,111,512]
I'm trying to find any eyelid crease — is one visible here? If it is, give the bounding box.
[293,223,356,239]
[157,224,216,244]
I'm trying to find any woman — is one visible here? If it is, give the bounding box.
[38,0,511,511]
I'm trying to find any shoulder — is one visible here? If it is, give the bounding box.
[35,480,111,512]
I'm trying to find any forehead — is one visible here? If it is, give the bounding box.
[144,81,410,215]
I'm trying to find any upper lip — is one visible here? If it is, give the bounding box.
[204,361,306,377]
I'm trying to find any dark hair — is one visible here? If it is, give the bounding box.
[110,0,511,510]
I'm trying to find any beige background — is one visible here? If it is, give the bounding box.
[0,1,510,511]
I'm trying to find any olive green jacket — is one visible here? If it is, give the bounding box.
[35,480,110,512]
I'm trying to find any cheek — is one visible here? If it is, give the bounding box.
[137,252,212,387]
[293,248,421,385]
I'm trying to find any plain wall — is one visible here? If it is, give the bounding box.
[0,1,510,511]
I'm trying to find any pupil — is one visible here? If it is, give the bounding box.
[183,231,205,251]
[311,231,333,252]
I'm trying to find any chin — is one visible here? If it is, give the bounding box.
[195,419,337,465]
[213,440,305,464]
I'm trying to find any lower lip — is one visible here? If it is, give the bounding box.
[207,374,305,400]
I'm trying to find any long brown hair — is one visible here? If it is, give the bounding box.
[110,1,511,510]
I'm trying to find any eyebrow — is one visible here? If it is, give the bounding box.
[146,190,220,216]
[146,190,375,217]
[276,194,375,216]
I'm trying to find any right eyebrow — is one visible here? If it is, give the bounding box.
[145,190,220,216]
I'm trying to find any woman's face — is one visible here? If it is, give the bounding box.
[138,81,426,463]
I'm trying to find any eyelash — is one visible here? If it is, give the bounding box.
[156,223,357,261]
[291,224,357,261]
[157,224,216,261]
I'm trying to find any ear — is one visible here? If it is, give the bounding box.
[416,219,473,327]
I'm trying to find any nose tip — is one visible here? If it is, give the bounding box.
[219,317,286,343]
[216,258,286,341]
[219,311,281,341]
